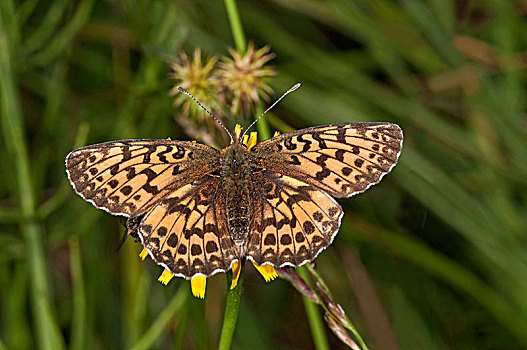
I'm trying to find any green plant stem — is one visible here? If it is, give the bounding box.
[297,266,330,350]
[0,29,64,350]
[218,266,245,350]
[224,0,246,53]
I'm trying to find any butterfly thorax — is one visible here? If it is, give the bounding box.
[221,143,253,252]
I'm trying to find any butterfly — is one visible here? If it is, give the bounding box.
[66,120,402,281]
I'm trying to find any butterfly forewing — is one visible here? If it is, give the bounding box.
[250,123,403,198]
[138,175,238,279]
[66,139,220,216]
[246,171,343,267]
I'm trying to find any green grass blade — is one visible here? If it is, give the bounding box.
[0,26,65,350]
[224,0,246,53]
[69,236,86,350]
[130,285,189,350]
[28,0,94,67]
[344,220,527,346]
[297,266,331,350]
[22,0,70,56]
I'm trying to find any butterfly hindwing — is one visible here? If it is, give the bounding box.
[246,171,343,267]
[66,139,220,216]
[138,175,238,279]
[250,123,403,198]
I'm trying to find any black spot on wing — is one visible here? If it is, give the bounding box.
[312,133,327,149]
[122,146,132,161]
[157,146,173,163]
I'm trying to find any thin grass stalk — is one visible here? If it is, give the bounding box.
[22,0,71,56]
[218,266,245,350]
[297,266,330,350]
[37,122,89,219]
[305,264,369,350]
[69,236,86,350]
[0,29,65,350]
[224,0,246,54]
[27,0,93,67]
[130,285,189,350]
[344,219,527,346]
[190,298,211,349]
[15,0,40,25]
[0,0,21,49]
[5,264,31,349]
[171,303,188,349]
[122,243,148,348]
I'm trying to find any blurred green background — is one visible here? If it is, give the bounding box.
[1,1,527,349]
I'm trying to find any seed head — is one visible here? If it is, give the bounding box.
[218,42,276,117]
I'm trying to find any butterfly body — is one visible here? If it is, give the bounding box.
[221,143,253,249]
[66,122,403,279]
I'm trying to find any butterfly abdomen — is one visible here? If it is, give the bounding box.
[221,144,252,251]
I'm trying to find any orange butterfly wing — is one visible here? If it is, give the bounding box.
[246,122,402,266]
[66,139,220,216]
[250,122,403,198]
[138,175,238,279]
[246,171,342,267]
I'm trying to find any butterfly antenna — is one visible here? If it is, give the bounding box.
[242,83,301,139]
[177,86,233,143]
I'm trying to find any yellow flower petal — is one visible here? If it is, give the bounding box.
[158,269,174,285]
[247,132,257,150]
[230,261,242,290]
[167,137,171,140]
[273,131,280,137]
[252,262,278,282]
[234,124,243,141]
[191,276,207,299]
[139,248,148,260]
[242,134,249,146]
